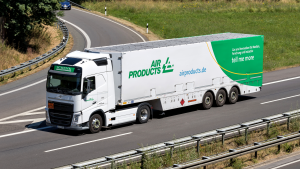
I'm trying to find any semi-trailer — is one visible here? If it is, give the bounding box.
[45,33,264,133]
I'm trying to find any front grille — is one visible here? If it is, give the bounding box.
[52,101,73,112]
[49,109,73,127]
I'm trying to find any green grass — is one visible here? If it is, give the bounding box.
[81,0,300,71]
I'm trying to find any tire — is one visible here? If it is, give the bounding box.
[215,89,226,107]
[228,87,239,104]
[69,7,71,10]
[136,105,150,124]
[202,92,213,110]
[89,114,102,133]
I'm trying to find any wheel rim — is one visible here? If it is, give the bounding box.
[231,91,236,100]
[205,96,211,105]
[92,118,101,130]
[140,109,148,121]
[218,93,224,102]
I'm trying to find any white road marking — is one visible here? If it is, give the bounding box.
[58,17,91,48]
[73,8,146,42]
[0,126,52,139]
[261,94,300,104]
[45,132,132,152]
[263,76,300,86]
[0,106,45,122]
[0,118,45,124]
[271,158,300,169]
[23,112,45,116]
[0,79,46,97]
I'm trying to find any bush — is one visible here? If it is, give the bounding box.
[231,158,244,169]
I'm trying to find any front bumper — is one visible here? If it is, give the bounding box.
[60,6,71,9]
[46,122,88,131]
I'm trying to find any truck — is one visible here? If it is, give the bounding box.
[45,33,264,133]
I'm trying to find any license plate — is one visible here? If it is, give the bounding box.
[57,126,64,129]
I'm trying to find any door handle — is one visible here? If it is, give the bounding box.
[93,101,96,104]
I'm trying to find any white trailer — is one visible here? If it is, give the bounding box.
[45,33,264,133]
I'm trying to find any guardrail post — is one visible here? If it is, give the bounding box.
[165,142,175,158]
[263,118,270,136]
[192,136,203,154]
[105,156,115,169]
[241,124,249,143]
[283,114,291,130]
[229,149,236,164]
[217,130,226,146]
[277,136,284,152]
[105,6,107,16]
[254,142,261,159]
[136,149,147,169]
[202,156,210,169]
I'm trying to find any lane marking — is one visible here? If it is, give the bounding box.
[0,126,52,139]
[45,132,132,152]
[0,106,45,122]
[58,17,91,48]
[73,8,146,42]
[263,76,300,86]
[272,158,300,169]
[23,112,45,116]
[0,79,46,97]
[0,118,45,124]
[261,94,300,104]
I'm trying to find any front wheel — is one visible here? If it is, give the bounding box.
[228,87,239,104]
[202,92,213,110]
[136,105,150,124]
[89,114,102,133]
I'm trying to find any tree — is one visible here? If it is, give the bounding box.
[0,0,63,50]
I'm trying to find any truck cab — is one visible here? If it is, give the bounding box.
[45,51,115,133]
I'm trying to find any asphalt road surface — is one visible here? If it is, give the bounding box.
[0,8,300,169]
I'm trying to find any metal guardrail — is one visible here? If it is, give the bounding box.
[68,0,90,11]
[56,109,300,169]
[0,19,69,78]
[171,131,300,169]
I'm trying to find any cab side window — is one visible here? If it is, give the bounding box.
[83,76,96,92]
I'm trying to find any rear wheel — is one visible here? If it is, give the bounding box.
[202,92,213,110]
[136,105,150,124]
[228,87,239,104]
[215,89,226,107]
[89,114,102,133]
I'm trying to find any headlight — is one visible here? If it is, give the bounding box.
[73,114,80,123]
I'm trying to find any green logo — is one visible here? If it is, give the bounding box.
[54,65,75,72]
[86,98,94,102]
[129,57,174,79]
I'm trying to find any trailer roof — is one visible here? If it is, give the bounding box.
[86,33,259,53]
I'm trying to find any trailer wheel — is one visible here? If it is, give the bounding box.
[215,89,226,107]
[202,92,213,110]
[136,105,150,124]
[228,87,239,104]
[89,114,102,133]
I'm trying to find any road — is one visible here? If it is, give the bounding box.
[0,8,300,169]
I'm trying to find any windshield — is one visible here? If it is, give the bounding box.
[46,73,81,95]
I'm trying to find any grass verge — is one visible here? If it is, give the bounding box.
[81,0,300,72]
[0,28,74,87]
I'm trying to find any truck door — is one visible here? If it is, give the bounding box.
[97,73,108,107]
[82,76,98,110]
